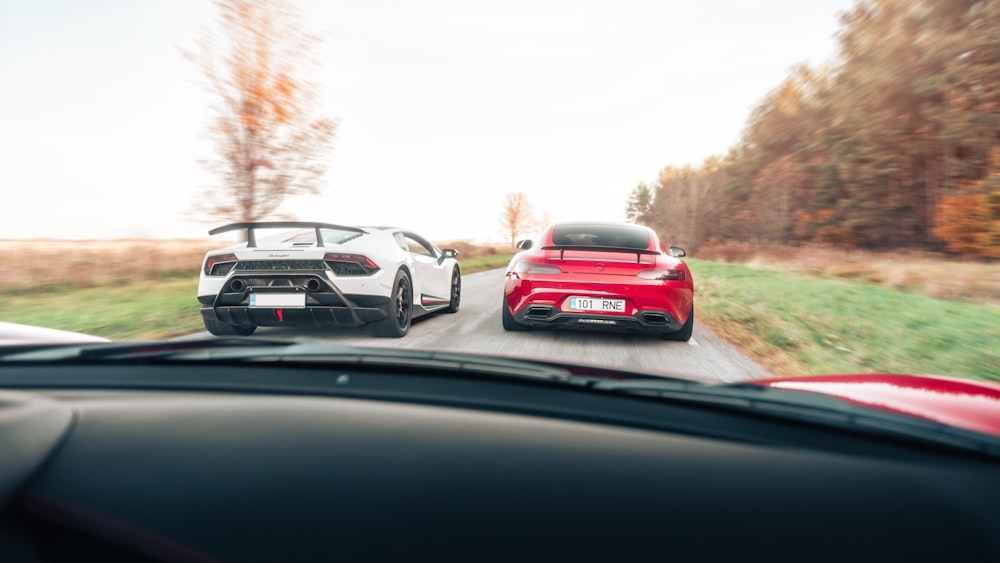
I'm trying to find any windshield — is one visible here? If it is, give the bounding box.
[279,229,364,246]
[0,1,997,419]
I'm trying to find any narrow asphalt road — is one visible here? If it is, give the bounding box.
[199,269,770,383]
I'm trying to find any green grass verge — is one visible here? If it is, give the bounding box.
[458,252,517,273]
[1,254,519,341]
[687,259,1000,382]
[2,276,204,340]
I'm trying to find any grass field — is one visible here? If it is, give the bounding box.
[696,241,1000,305]
[2,239,996,381]
[0,239,217,291]
[687,259,999,382]
[2,276,202,340]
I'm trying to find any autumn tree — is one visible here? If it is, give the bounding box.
[187,0,336,226]
[625,183,653,223]
[934,149,1000,259]
[641,157,729,251]
[499,192,535,246]
[748,156,810,244]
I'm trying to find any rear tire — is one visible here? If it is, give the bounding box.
[662,306,693,342]
[204,317,257,337]
[444,268,461,314]
[501,298,529,331]
[370,270,412,338]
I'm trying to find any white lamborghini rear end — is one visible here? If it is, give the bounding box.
[198,222,460,338]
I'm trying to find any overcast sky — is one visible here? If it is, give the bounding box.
[0,0,856,242]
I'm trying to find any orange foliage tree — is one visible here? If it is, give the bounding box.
[187,0,337,226]
[933,150,1000,259]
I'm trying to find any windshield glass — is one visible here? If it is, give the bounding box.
[278,229,364,245]
[0,0,996,407]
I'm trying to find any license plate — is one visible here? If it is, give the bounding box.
[567,297,625,312]
[250,293,305,308]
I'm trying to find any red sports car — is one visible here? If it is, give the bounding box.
[502,222,694,340]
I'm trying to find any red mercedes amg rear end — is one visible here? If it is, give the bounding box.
[502,222,695,340]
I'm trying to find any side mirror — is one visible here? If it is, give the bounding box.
[516,240,533,250]
[442,249,459,258]
[668,246,686,258]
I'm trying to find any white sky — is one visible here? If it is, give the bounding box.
[0,0,855,243]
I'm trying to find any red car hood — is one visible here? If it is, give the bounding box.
[749,374,1000,439]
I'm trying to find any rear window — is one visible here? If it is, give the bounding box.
[277,229,363,245]
[550,225,651,249]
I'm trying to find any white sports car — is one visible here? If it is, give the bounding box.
[198,222,461,338]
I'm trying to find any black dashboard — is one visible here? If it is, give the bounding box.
[1,362,999,562]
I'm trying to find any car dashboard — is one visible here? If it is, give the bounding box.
[1,361,999,562]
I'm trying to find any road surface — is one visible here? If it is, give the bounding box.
[203,269,769,383]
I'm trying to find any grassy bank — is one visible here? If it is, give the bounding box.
[695,241,999,305]
[2,276,203,340]
[687,259,999,382]
[456,251,517,273]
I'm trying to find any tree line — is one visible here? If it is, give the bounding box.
[628,0,999,259]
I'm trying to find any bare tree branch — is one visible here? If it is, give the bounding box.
[186,0,337,229]
[499,192,536,246]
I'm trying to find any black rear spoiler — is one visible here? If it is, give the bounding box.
[541,245,659,262]
[209,222,366,248]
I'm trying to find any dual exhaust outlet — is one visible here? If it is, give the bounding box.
[228,279,324,292]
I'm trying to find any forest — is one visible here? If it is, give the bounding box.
[627,0,999,258]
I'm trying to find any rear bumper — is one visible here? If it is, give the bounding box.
[504,275,693,334]
[510,305,684,334]
[201,303,388,328]
[198,289,391,329]
[198,270,393,329]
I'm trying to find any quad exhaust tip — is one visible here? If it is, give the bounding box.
[642,313,669,325]
[525,306,553,318]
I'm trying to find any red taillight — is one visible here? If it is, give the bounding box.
[512,261,563,276]
[637,269,685,281]
[205,253,238,276]
[323,253,380,276]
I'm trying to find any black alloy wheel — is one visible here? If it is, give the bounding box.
[444,269,461,313]
[501,298,529,331]
[661,306,693,342]
[370,270,412,337]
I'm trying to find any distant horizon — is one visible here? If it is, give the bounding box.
[0,232,513,245]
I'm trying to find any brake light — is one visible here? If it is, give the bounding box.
[204,253,238,276]
[512,262,563,275]
[324,253,380,276]
[637,269,686,281]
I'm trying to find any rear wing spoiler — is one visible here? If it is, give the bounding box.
[541,245,659,262]
[209,222,366,248]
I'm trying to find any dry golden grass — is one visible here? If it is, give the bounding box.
[696,242,1000,305]
[0,239,217,292]
[0,238,510,293]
